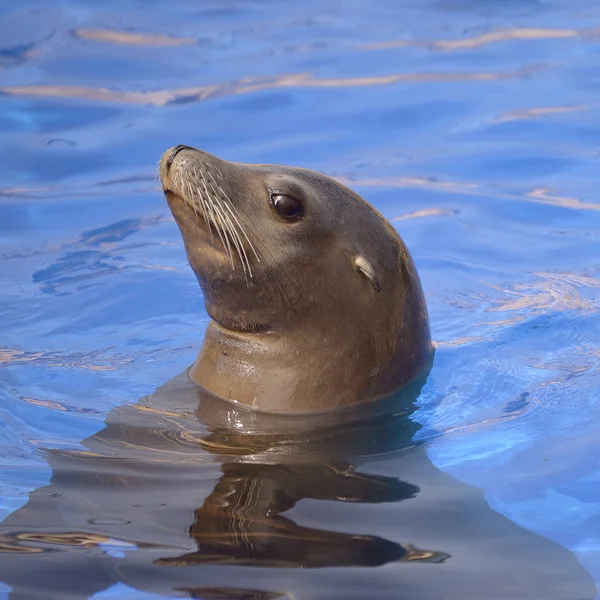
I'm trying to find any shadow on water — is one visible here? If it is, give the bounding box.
[0,370,595,600]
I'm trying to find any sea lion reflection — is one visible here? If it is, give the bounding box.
[157,458,447,569]
[153,374,448,569]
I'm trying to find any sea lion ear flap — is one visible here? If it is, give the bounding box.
[354,255,381,293]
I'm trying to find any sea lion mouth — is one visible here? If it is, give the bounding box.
[160,146,260,280]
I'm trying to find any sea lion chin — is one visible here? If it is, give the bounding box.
[159,144,432,413]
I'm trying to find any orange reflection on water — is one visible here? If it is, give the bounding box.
[0,65,547,107]
[435,335,488,348]
[492,104,591,124]
[484,272,600,314]
[0,347,133,371]
[0,349,43,365]
[348,176,600,212]
[392,208,457,221]
[527,187,600,211]
[74,28,197,46]
[358,27,600,52]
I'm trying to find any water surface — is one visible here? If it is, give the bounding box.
[2,0,600,598]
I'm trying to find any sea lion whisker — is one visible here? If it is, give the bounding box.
[196,171,236,266]
[199,184,220,247]
[191,197,202,229]
[189,171,234,268]
[216,184,260,265]
[185,183,206,242]
[204,173,257,282]
[203,173,253,279]
[211,179,252,276]
[220,206,252,280]
[206,170,260,263]
[217,202,247,276]
[208,163,225,181]
[193,188,209,231]
[200,172,253,283]
[194,186,212,238]
[191,166,214,245]
[176,171,198,223]
[198,171,272,272]
[182,173,203,230]
[211,191,252,280]
[210,202,236,270]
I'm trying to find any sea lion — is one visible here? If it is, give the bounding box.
[159,145,431,412]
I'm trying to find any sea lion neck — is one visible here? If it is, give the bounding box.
[190,319,377,413]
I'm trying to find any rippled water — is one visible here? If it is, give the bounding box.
[2,1,600,598]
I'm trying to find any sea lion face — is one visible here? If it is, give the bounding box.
[160,145,431,412]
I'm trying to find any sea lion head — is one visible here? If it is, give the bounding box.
[160,145,431,412]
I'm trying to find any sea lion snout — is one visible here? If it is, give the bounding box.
[160,144,221,191]
[166,144,193,167]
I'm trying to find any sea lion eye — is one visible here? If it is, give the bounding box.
[270,194,303,220]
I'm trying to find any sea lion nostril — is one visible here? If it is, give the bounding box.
[167,144,192,167]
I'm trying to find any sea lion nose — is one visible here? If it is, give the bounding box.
[167,144,194,167]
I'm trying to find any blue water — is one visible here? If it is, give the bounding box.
[2,0,600,598]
